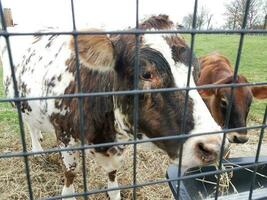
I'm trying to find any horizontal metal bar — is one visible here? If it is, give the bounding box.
[0,29,267,37]
[0,82,266,103]
[1,124,266,159]
[40,161,267,200]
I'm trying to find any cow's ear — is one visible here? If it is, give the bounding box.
[251,86,267,99]
[197,76,233,98]
[70,29,115,71]
[238,75,249,83]
[198,88,215,98]
[237,75,267,99]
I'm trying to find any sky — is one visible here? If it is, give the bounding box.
[2,0,232,30]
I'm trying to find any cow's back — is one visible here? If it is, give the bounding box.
[1,34,74,133]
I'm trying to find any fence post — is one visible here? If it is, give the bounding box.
[3,8,14,27]
[264,14,267,30]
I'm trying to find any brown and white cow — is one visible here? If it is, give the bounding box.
[197,52,267,144]
[2,15,228,200]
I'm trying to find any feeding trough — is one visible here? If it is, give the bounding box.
[166,156,267,200]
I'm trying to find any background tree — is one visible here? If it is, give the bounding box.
[224,0,263,29]
[182,13,193,29]
[182,6,213,30]
[262,0,267,29]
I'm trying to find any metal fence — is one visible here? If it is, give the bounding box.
[0,0,266,200]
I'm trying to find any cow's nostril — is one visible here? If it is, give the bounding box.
[197,143,212,156]
[233,135,248,144]
[233,135,239,143]
[196,142,216,163]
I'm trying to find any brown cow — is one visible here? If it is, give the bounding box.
[197,52,267,144]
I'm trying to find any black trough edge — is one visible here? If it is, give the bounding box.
[166,156,267,200]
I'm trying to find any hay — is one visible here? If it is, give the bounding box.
[0,132,172,200]
[196,158,267,199]
[0,123,266,199]
[195,164,236,199]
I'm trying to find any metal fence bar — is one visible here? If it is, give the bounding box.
[176,0,198,199]
[214,0,251,199]
[1,81,265,103]
[1,29,267,36]
[0,1,34,199]
[69,0,88,199]
[1,124,266,159]
[248,105,267,199]
[132,0,140,199]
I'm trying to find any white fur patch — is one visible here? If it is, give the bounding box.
[114,108,132,142]
[108,180,121,200]
[26,122,44,152]
[60,137,80,171]
[93,150,124,173]
[62,184,76,200]
[92,150,124,200]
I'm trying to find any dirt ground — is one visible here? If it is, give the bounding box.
[0,122,266,200]
[229,120,267,157]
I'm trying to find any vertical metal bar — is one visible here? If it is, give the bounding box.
[248,105,267,199]
[176,0,198,199]
[70,0,88,199]
[132,0,140,199]
[0,1,33,199]
[214,0,251,199]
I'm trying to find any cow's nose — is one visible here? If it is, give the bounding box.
[196,142,218,163]
[233,135,249,143]
[227,132,249,144]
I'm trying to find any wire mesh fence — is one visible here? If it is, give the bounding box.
[0,0,266,200]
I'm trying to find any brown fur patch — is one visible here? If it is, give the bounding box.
[165,35,187,49]
[64,170,76,187]
[51,57,117,152]
[251,86,267,99]
[108,170,117,182]
[140,14,174,30]
[69,29,115,70]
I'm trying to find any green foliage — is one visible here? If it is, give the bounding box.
[0,66,19,133]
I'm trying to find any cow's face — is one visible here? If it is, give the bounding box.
[211,76,253,143]
[111,36,195,150]
[75,16,227,170]
[109,32,227,169]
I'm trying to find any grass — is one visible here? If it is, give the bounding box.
[0,34,266,199]
[0,66,19,135]
[186,34,267,83]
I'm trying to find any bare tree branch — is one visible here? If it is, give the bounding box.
[182,6,213,30]
[224,0,263,29]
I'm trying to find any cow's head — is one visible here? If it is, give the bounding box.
[74,15,228,170]
[198,73,267,144]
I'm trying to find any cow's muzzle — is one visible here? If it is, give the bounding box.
[227,132,249,144]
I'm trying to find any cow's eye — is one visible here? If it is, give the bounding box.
[220,97,228,108]
[141,71,153,80]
